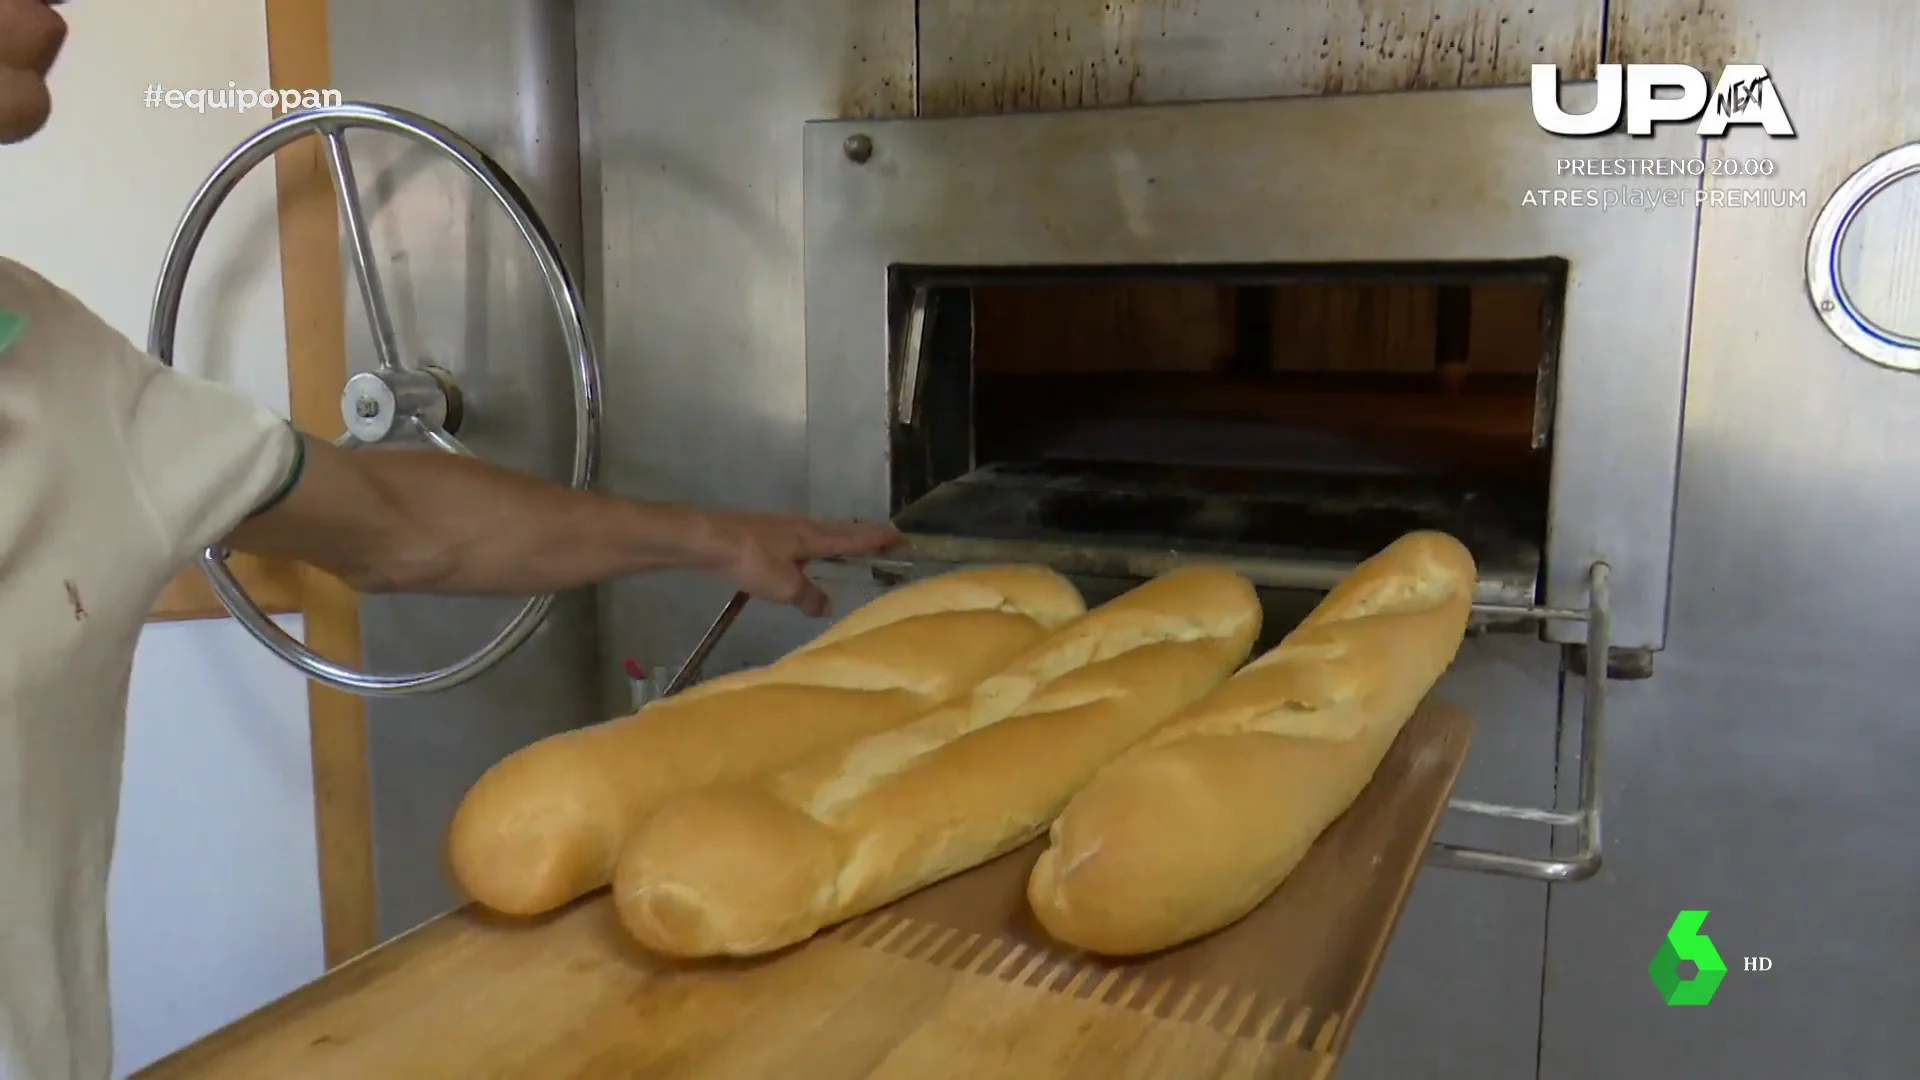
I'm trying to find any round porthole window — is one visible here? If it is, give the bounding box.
[1807,143,1920,371]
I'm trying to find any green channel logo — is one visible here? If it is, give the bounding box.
[1649,910,1727,1005]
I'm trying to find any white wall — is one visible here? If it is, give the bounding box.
[114,619,319,1074]
[0,2,326,1074]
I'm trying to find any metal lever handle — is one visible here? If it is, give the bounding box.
[662,591,750,697]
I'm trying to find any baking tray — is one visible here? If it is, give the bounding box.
[889,461,1541,606]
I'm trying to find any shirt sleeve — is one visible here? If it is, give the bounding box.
[119,362,304,562]
[15,264,303,566]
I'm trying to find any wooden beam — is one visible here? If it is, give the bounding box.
[265,0,379,968]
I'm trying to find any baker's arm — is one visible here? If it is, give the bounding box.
[0,256,892,614]
[222,432,898,616]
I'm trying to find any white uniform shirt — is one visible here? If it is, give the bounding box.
[0,258,301,1080]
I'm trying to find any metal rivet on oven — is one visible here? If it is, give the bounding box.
[844,134,874,164]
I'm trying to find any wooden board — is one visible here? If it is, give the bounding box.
[134,702,1472,1080]
[265,0,379,965]
[134,0,372,972]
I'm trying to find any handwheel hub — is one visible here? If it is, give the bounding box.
[341,367,453,443]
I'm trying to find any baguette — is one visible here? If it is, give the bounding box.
[611,566,1263,958]
[1027,531,1477,956]
[448,566,1085,916]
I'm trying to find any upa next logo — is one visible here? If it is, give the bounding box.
[1532,64,1796,138]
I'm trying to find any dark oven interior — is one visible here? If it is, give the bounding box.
[887,262,1567,603]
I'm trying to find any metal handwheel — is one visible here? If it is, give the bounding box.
[148,102,602,697]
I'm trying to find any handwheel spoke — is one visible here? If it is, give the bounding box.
[411,417,473,456]
[322,128,405,372]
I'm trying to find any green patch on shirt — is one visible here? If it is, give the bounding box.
[0,309,23,353]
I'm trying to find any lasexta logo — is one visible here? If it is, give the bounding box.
[1648,910,1728,1005]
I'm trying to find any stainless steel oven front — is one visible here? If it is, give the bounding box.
[803,83,1701,658]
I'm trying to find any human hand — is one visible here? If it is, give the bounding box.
[704,512,901,617]
[0,0,67,145]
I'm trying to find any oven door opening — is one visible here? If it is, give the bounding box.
[886,263,1565,606]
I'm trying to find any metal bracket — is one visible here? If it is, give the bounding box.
[893,287,936,429]
[1564,642,1653,681]
[1429,561,1610,882]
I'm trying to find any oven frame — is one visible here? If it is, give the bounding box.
[802,83,1703,651]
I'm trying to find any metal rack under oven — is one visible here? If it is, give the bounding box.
[660,555,1610,887]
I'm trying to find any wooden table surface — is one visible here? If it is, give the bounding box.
[135,702,1473,1080]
